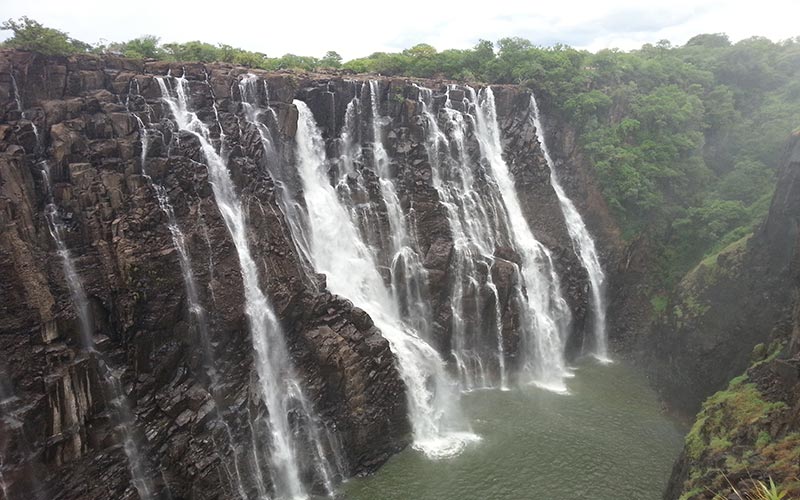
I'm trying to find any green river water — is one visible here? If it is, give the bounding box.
[344,360,686,500]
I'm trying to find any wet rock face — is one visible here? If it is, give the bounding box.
[491,87,591,354]
[0,50,597,498]
[662,137,800,498]
[643,134,800,417]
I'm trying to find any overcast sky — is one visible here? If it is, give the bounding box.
[0,0,798,59]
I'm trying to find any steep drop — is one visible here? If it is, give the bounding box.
[529,94,609,361]
[472,87,573,392]
[157,75,337,499]
[292,100,479,459]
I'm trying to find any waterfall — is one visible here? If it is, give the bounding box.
[40,163,156,500]
[157,75,337,499]
[334,86,390,264]
[10,73,23,113]
[127,92,250,498]
[235,72,347,491]
[416,85,510,391]
[416,85,571,392]
[237,74,317,276]
[11,72,40,154]
[364,81,432,333]
[529,95,610,363]
[470,87,573,393]
[292,99,478,459]
[128,84,218,384]
[338,90,360,177]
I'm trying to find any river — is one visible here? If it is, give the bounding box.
[344,359,685,500]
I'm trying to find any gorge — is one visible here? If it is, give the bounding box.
[0,44,798,500]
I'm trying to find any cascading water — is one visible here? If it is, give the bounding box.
[10,73,23,115]
[236,74,318,277]
[11,72,40,154]
[333,87,389,264]
[529,95,610,363]
[127,87,218,380]
[235,73,348,490]
[126,88,250,499]
[470,87,573,393]
[157,75,337,499]
[292,99,478,459]
[40,163,156,500]
[364,82,432,331]
[337,87,361,178]
[416,86,510,391]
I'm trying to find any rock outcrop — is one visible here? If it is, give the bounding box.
[663,132,800,499]
[0,50,601,499]
[645,133,800,416]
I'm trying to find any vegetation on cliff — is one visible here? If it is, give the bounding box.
[675,345,800,500]
[0,17,89,55]
[667,234,749,329]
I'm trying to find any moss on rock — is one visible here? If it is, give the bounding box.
[675,353,800,499]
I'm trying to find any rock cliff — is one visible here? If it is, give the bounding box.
[0,50,601,499]
[663,132,800,499]
[645,133,800,416]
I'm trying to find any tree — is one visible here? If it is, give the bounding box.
[403,43,437,58]
[113,35,161,59]
[1,16,88,55]
[320,51,342,69]
[162,41,221,62]
[493,37,536,83]
[274,54,320,71]
[403,44,438,77]
[463,39,495,76]
[685,33,731,48]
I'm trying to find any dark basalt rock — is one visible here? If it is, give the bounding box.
[0,50,605,499]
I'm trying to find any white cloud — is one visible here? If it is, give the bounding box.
[0,0,797,59]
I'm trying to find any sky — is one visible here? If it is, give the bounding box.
[0,0,798,59]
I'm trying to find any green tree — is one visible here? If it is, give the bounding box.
[273,53,319,71]
[403,43,438,77]
[460,39,495,77]
[320,51,342,69]
[1,16,89,55]
[341,57,374,73]
[162,41,221,62]
[685,33,731,48]
[113,35,161,59]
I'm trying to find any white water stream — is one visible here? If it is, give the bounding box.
[157,75,336,499]
[41,164,156,500]
[471,87,573,393]
[292,100,479,459]
[529,94,610,362]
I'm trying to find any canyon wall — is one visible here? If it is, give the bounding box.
[0,51,603,499]
[663,133,800,499]
[645,133,800,416]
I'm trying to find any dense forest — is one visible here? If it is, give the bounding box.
[4,16,800,293]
